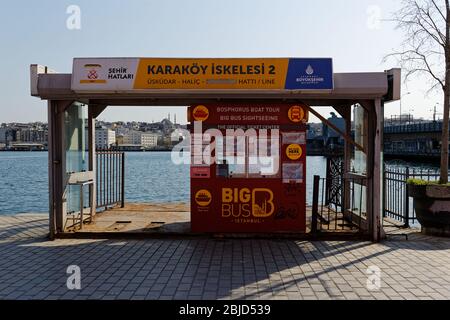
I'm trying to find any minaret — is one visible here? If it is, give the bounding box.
[168,113,171,122]
[174,114,177,125]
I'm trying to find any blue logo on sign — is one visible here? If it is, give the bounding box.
[285,58,333,90]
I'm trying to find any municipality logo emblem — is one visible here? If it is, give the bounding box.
[305,65,314,75]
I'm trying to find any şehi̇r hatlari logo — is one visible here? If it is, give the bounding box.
[88,69,98,80]
[81,64,107,84]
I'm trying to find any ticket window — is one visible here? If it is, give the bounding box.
[215,134,280,179]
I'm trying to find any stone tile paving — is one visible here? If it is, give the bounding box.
[0,215,450,300]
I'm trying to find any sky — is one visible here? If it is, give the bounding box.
[0,0,444,124]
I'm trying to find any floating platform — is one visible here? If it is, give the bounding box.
[76,203,191,234]
[60,202,369,240]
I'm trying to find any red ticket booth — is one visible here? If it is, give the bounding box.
[189,103,308,233]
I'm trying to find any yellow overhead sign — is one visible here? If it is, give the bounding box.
[133,58,289,90]
[71,58,333,91]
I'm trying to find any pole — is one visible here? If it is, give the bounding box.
[311,175,320,234]
[121,152,125,208]
[404,167,410,228]
[400,92,411,124]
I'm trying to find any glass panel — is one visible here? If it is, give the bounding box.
[349,181,367,219]
[352,104,367,175]
[248,137,280,177]
[215,132,280,179]
[64,102,88,213]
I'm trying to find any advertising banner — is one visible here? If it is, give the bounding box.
[71,58,333,92]
[189,103,309,125]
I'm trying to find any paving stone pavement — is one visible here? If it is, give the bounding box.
[1,214,450,300]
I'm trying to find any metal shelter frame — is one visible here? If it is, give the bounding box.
[30,64,401,242]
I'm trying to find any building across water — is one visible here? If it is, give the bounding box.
[384,119,450,159]
[307,114,450,160]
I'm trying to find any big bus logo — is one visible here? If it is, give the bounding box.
[286,144,303,160]
[288,105,306,123]
[192,105,210,122]
[195,189,212,207]
[221,188,275,218]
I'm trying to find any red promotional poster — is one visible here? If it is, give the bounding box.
[189,103,308,233]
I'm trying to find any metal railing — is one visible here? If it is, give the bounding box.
[96,150,125,209]
[312,175,367,234]
[383,167,440,227]
[384,121,449,134]
[384,148,442,157]
[324,157,442,228]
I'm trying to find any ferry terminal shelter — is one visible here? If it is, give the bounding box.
[30,58,401,242]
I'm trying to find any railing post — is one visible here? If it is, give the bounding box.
[121,152,125,208]
[382,168,386,218]
[404,167,410,228]
[311,175,320,234]
[325,158,331,206]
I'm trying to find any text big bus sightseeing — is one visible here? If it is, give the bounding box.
[189,103,308,233]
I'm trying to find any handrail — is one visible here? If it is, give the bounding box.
[96,150,125,209]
